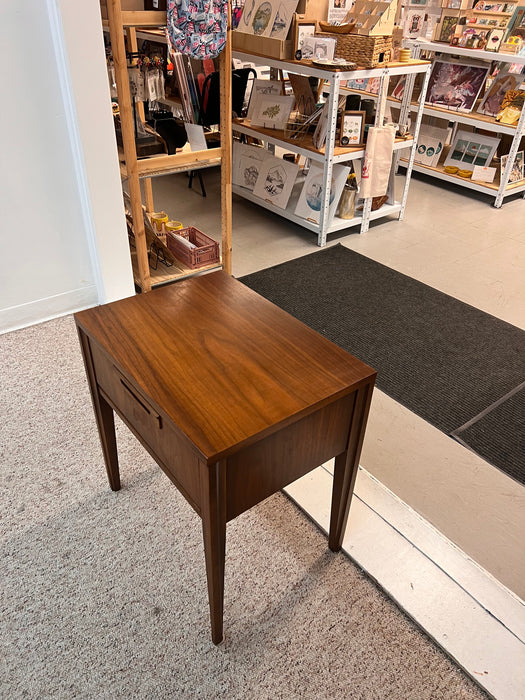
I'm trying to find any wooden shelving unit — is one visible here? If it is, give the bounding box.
[104,0,232,291]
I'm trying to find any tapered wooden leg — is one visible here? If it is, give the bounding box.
[200,459,227,644]
[77,328,120,491]
[96,394,120,491]
[329,381,374,552]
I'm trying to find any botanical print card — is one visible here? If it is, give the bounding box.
[252,155,300,208]
[294,162,350,224]
[247,79,283,120]
[250,94,294,130]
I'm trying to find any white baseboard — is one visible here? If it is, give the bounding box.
[284,464,525,700]
[0,286,97,335]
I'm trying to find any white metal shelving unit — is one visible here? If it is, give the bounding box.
[405,40,525,208]
[232,51,431,246]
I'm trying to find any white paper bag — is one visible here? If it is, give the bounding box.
[360,125,396,199]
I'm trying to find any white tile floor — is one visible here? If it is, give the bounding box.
[151,167,525,600]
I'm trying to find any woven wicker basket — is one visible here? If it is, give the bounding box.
[317,32,392,68]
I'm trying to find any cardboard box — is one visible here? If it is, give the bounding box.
[232,31,294,60]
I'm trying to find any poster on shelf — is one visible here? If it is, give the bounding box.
[252,155,300,208]
[425,59,489,113]
[269,0,300,39]
[477,72,523,117]
[391,76,406,100]
[237,0,278,37]
[233,142,268,190]
[288,73,317,116]
[414,125,448,167]
[501,151,524,183]
[294,162,350,224]
[444,130,500,169]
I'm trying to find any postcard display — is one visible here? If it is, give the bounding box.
[401,39,525,207]
[231,52,432,245]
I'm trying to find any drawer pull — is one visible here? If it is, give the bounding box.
[119,377,162,429]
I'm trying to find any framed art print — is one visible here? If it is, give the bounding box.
[425,59,489,113]
[339,111,365,147]
[293,18,316,54]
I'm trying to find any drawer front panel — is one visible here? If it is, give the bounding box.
[89,341,201,510]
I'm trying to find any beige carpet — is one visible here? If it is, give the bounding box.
[1,316,489,699]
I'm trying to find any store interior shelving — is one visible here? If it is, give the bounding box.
[232,51,431,245]
[400,40,525,207]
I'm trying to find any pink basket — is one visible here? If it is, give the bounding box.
[165,227,220,269]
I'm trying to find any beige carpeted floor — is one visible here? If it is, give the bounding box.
[1,315,489,699]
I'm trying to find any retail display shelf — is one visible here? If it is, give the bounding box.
[404,101,524,136]
[399,157,525,197]
[232,179,402,237]
[233,51,431,243]
[406,40,525,207]
[118,148,222,179]
[232,182,365,235]
[234,51,429,81]
[232,119,414,164]
[410,40,525,66]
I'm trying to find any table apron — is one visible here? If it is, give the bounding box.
[224,392,357,521]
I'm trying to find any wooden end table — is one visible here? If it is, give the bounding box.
[75,271,376,644]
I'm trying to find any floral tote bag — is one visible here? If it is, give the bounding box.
[166,0,228,59]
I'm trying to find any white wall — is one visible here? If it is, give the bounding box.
[0,1,134,334]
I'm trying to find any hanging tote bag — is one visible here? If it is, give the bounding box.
[166,0,228,59]
[360,125,396,199]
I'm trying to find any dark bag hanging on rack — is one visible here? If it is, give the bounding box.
[147,109,188,153]
[199,67,257,127]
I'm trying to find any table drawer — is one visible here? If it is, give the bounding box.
[89,340,201,511]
